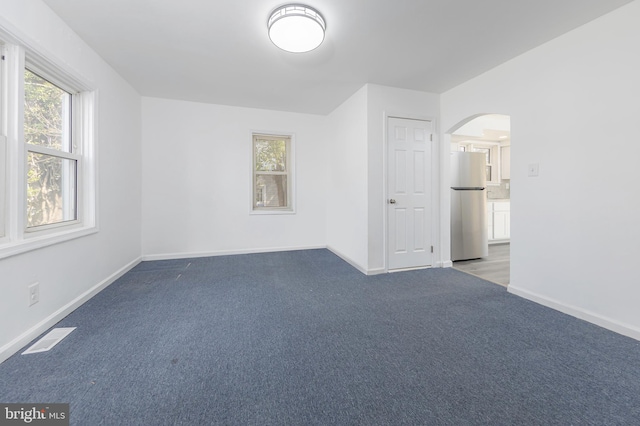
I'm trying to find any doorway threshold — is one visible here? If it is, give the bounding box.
[453,243,510,286]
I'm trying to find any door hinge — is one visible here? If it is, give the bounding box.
[430,134,433,142]
[430,246,434,253]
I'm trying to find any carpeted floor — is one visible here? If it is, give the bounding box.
[1,249,640,425]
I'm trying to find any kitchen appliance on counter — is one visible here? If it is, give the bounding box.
[450,152,488,261]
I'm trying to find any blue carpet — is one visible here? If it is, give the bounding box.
[1,249,640,425]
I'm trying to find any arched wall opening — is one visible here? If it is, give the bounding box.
[446,113,511,286]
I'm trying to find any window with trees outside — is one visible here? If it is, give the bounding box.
[252,134,294,212]
[25,69,77,228]
[0,35,96,259]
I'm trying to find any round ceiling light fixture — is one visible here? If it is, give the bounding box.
[268,4,326,53]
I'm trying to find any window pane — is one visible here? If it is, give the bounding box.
[27,152,77,227]
[24,69,72,152]
[255,174,287,208]
[255,139,287,172]
[474,147,490,164]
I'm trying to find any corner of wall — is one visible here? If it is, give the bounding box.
[0,256,141,364]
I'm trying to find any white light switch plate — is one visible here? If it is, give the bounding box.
[28,282,40,306]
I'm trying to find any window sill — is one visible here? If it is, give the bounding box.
[250,208,296,216]
[0,225,98,260]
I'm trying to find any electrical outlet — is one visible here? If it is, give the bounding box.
[28,282,40,307]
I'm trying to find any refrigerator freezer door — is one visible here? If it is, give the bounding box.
[451,189,488,261]
[450,152,487,189]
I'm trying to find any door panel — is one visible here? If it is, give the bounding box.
[395,150,407,193]
[387,117,433,270]
[414,208,425,251]
[395,209,407,253]
[413,151,425,193]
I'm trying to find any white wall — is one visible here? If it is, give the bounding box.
[441,0,640,338]
[0,1,142,361]
[325,84,441,274]
[326,86,369,271]
[141,97,327,258]
[366,85,440,272]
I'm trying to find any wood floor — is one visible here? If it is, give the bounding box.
[453,243,510,287]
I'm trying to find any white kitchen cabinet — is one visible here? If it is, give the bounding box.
[493,211,510,240]
[487,201,510,241]
[487,204,493,241]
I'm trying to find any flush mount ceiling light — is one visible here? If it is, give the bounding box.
[268,4,326,53]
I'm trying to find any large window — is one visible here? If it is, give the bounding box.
[0,34,96,258]
[25,69,78,229]
[252,133,294,212]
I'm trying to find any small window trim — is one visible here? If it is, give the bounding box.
[0,26,98,260]
[250,131,296,215]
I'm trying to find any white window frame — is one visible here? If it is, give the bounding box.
[0,132,6,240]
[0,28,97,260]
[250,132,295,215]
[0,43,6,241]
[24,68,80,231]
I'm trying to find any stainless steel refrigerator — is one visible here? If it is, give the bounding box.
[450,152,489,261]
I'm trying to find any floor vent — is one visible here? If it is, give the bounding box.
[22,327,76,355]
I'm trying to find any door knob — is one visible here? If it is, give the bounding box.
[389,199,396,204]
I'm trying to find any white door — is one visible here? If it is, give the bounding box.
[387,117,433,270]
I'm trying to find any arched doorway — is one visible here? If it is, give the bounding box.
[448,114,511,286]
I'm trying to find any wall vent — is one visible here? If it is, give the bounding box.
[22,327,76,355]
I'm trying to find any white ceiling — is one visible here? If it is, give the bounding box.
[42,0,632,115]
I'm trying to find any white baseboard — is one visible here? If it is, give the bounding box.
[508,285,640,342]
[326,247,449,275]
[142,245,326,262]
[438,260,453,268]
[325,246,372,275]
[0,257,142,364]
